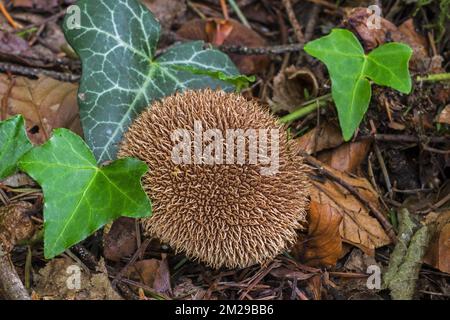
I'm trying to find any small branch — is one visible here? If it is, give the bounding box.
[304,154,398,244]
[0,62,80,82]
[360,134,449,144]
[0,2,19,29]
[0,251,30,300]
[218,43,304,55]
[282,0,305,44]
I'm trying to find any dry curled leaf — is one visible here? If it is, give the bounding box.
[126,255,172,296]
[271,66,319,113]
[300,201,343,267]
[0,74,82,144]
[311,164,391,255]
[437,105,450,125]
[318,140,371,174]
[0,201,35,253]
[103,217,137,262]
[424,210,450,274]
[294,122,343,155]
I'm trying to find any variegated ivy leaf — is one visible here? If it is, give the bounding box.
[63,0,240,162]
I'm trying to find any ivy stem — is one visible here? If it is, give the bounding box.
[278,93,332,123]
[416,73,450,82]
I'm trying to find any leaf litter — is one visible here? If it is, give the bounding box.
[0,0,448,300]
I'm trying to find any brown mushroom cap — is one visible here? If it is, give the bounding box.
[118,89,310,269]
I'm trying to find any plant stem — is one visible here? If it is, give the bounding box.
[278,94,332,123]
[416,73,450,82]
[227,0,251,29]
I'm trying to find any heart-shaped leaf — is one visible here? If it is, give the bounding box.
[63,0,240,162]
[0,115,32,179]
[304,29,412,140]
[19,129,151,259]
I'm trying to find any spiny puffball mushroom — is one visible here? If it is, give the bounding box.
[118,89,310,269]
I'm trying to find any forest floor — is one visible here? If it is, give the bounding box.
[0,0,449,300]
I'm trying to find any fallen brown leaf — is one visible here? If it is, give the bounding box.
[318,140,371,174]
[300,201,343,267]
[126,255,172,296]
[271,66,319,113]
[139,0,186,31]
[294,122,343,155]
[0,201,35,253]
[437,105,450,125]
[103,217,137,262]
[0,74,82,144]
[311,164,391,255]
[424,210,450,274]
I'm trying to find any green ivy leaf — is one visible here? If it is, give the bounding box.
[18,129,151,259]
[304,29,412,140]
[63,0,240,163]
[0,115,32,179]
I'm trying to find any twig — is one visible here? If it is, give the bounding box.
[112,238,151,288]
[282,0,305,43]
[0,62,80,82]
[15,10,66,33]
[0,2,19,29]
[218,43,304,55]
[304,4,320,42]
[0,250,30,300]
[219,0,229,20]
[304,154,398,243]
[227,0,251,29]
[360,134,449,144]
[374,144,393,198]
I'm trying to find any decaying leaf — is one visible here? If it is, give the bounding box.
[33,257,122,300]
[271,66,319,113]
[0,74,82,144]
[126,255,172,296]
[310,164,391,255]
[103,217,137,262]
[300,201,343,267]
[294,122,343,155]
[0,201,35,253]
[318,140,371,174]
[139,0,186,30]
[424,210,450,274]
[437,105,450,125]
